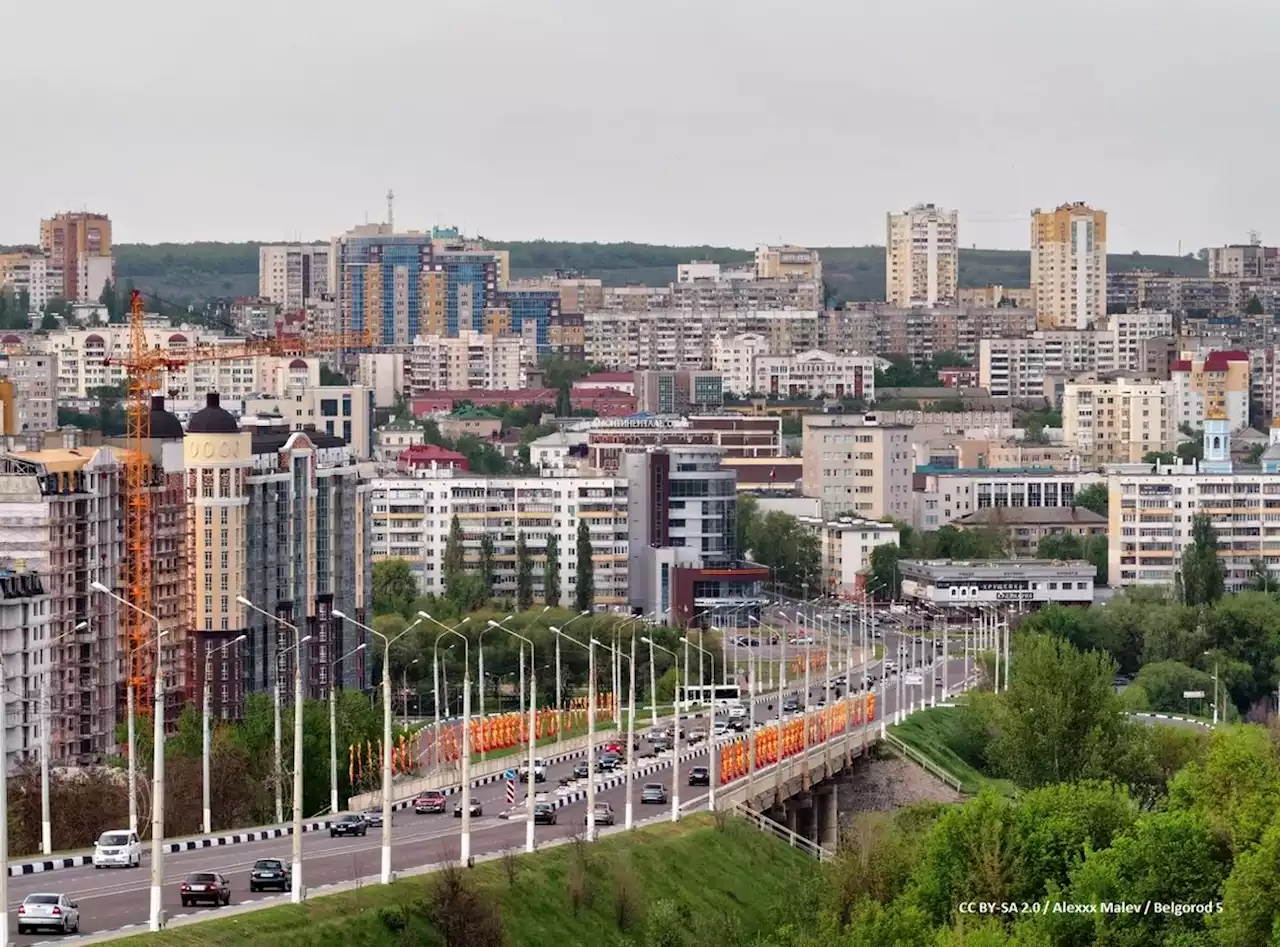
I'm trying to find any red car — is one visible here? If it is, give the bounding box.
[413,791,447,814]
[604,742,623,754]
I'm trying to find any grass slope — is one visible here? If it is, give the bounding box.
[116,814,817,947]
[890,705,1017,796]
[113,240,1208,305]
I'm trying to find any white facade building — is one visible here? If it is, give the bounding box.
[585,310,824,371]
[911,468,1107,530]
[408,331,528,394]
[711,334,875,400]
[365,470,629,605]
[800,515,900,597]
[0,569,51,771]
[1061,378,1177,464]
[7,257,62,311]
[258,245,331,309]
[886,203,959,307]
[900,559,1096,606]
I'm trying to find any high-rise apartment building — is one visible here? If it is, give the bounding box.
[408,330,529,395]
[802,416,913,520]
[40,212,114,303]
[366,469,629,605]
[1061,377,1176,463]
[258,245,331,309]
[0,352,58,432]
[1171,350,1250,432]
[1030,203,1107,330]
[0,569,50,772]
[886,203,959,307]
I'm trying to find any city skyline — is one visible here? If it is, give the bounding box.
[5,0,1277,252]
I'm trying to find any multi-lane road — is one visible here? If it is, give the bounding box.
[7,655,968,942]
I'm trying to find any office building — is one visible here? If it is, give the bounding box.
[1171,351,1250,432]
[40,212,114,303]
[186,394,372,717]
[886,203,959,307]
[912,468,1106,530]
[1061,377,1176,463]
[625,446,765,627]
[802,415,913,520]
[798,515,900,598]
[258,244,331,309]
[0,444,123,764]
[635,370,725,413]
[900,559,1096,607]
[408,330,529,395]
[0,569,50,772]
[365,469,629,605]
[1030,203,1107,330]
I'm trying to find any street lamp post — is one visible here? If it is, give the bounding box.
[549,610,591,743]
[202,634,246,835]
[681,637,716,812]
[333,608,433,882]
[268,634,311,826]
[429,616,470,769]
[596,635,638,829]
[329,642,367,816]
[644,637,680,822]
[553,627,599,837]
[478,614,515,751]
[36,623,84,855]
[489,621,537,854]
[401,658,420,730]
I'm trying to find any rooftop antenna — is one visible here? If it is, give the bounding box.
[1250,229,1261,246]
[387,188,395,232]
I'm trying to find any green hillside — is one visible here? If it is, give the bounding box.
[113,239,1208,307]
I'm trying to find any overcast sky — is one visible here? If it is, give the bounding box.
[3,0,1273,252]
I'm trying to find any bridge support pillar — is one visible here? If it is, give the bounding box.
[784,804,798,835]
[815,785,838,849]
[797,803,816,842]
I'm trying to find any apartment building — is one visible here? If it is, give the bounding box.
[1207,239,1280,280]
[668,258,823,312]
[958,285,1037,309]
[1249,346,1280,419]
[584,309,825,370]
[954,506,1107,558]
[886,203,959,307]
[1106,269,1263,318]
[1030,203,1107,330]
[711,334,875,400]
[258,244,330,309]
[755,244,823,283]
[802,415,913,520]
[40,212,114,303]
[1061,377,1176,463]
[3,255,62,310]
[798,515,899,598]
[508,273,604,315]
[584,415,781,472]
[0,352,58,431]
[374,419,426,463]
[833,306,1037,366]
[625,446,765,626]
[0,444,123,764]
[355,352,406,409]
[1171,351,1250,431]
[243,384,375,459]
[0,568,50,772]
[366,468,628,605]
[1108,418,1280,591]
[186,395,372,717]
[911,468,1106,530]
[407,330,529,395]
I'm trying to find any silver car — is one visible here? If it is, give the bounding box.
[17,893,80,935]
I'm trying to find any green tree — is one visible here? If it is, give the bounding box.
[868,544,902,600]
[1122,660,1215,716]
[478,534,496,594]
[1217,812,1280,947]
[39,311,58,331]
[372,558,418,617]
[319,364,349,385]
[736,493,759,559]
[747,510,822,596]
[17,288,30,315]
[543,533,561,606]
[1179,513,1224,606]
[98,278,118,320]
[1035,532,1108,585]
[1167,724,1280,855]
[575,518,594,612]
[1246,294,1265,315]
[515,533,534,610]
[985,633,1128,789]
[556,384,572,417]
[1073,482,1108,516]
[443,514,465,578]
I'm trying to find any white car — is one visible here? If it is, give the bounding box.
[727,705,748,718]
[93,829,141,869]
[518,759,547,783]
[712,722,730,736]
[17,893,80,935]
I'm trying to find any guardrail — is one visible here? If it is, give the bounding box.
[733,803,832,862]
[882,731,964,792]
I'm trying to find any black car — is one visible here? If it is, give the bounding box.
[688,766,710,786]
[572,759,591,779]
[249,858,290,893]
[533,802,558,825]
[782,697,800,712]
[728,716,748,732]
[330,814,367,837]
[454,799,483,818]
[180,871,231,907]
[598,752,620,771]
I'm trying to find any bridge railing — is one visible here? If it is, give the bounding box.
[882,731,963,792]
[733,803,833,862]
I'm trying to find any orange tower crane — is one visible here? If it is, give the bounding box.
[109,289,369,709]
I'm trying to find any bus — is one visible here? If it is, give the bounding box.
[681,684,742,710]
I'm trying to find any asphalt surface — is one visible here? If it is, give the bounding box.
[7,654,974,942]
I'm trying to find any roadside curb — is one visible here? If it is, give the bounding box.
[8,821,333,878]
[1127,711,1214,729]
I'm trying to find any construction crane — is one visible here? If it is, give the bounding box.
[109,289,369,710]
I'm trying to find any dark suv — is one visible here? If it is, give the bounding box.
[330,814,367,837]
[688,766,710,786]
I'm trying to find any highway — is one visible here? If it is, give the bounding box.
[6,658,969,942]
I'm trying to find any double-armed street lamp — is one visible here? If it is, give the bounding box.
[548,610,591,742]
[555,627,602,837]
[488,620,538,853]
[329,642,367,816]
[642,636,681,823]
[681,636,716,812]
[595,633,638,829]
[425,614,470,767]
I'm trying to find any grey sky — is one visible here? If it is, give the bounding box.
[3,0,1273,252]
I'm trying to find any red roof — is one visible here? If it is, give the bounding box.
[168,333,188,344]
[84,334,104,345]
[1171,360,1192,372]
[289,358,308,369]
[398,444,469,471]
[1,334,20,344]
[1203,350,1248,372]
[579,372,634,384]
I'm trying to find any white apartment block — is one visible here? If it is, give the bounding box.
[802,416,913,520]
[355,352,405,408]
[365,470,629,605]
[1031,203,1107,330]
[1108,423,1280,591]
[408,330,528,395]
[0,569,51,772]
[799,515,900,597]
[258,244,331,309]
[1171,351,1250,433]
[886,203,959,307]
[711,334,875,399]
[1062,378,1177,464]
[912,469,1106,530]
[7,257,62,311]
[373,420,426,464]
[754,244,824,283]
[585,309,824,371]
